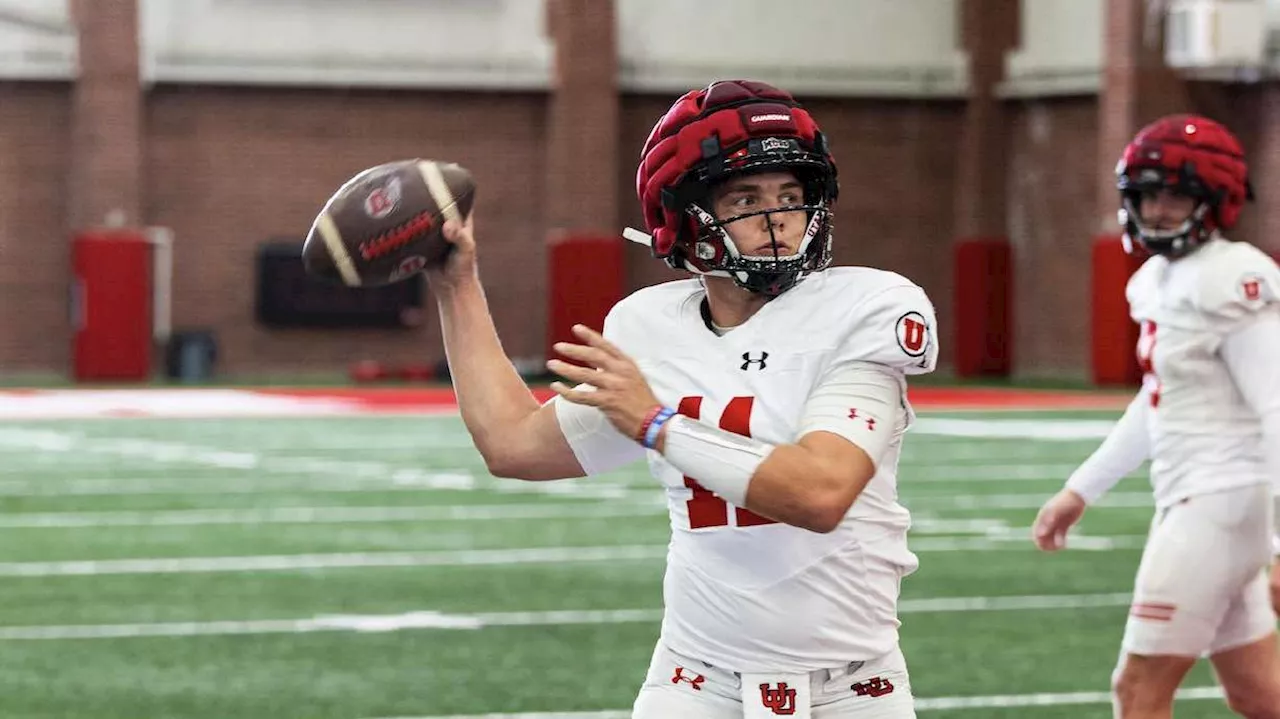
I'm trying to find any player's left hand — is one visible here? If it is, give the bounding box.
[1270,559,1280,615]
[547,324,663,442]
[1031,489,1087,552]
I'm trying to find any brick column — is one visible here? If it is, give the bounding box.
[543,0,623,358]
[1096,0,1191,233]
[544,0,618,235]
[954,0,1018,239]
[1091,0,1195,385]
[68,0,142,230]
[952,0,1018,377]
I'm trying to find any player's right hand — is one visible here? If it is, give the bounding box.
[430,215,479,289]
[1032,489,1088,552]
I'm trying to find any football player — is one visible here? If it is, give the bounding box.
[1032,114,1280,719]
[429,80,937,718]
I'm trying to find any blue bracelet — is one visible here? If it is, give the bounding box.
[643,407,677,449]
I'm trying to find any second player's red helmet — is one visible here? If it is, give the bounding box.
[630,80,839,296]
[1116,114,1252,257]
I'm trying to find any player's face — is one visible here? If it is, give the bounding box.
[710,171,808,257]
[1138,188,1198,229]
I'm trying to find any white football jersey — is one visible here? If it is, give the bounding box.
[560,266,938,672]
[1126,237,1280,508]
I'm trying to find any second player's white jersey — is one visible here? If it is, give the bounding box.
[1126,237,1280,507]
[576,267,938,672]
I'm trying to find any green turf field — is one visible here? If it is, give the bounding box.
[0,408,1260,718]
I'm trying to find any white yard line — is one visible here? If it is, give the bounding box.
[0,508,1003,531]
[902,463,1086,482]
[370,687,1224,718]
[0,592,1138,641]
[909,534,1146,551]
[911,417,1119,441]
[0,427,482,489]
[0,476,478,497]
[906,491,1153,510]
[0,502,667,528]
[0,545,672,577]
[0,536,1143,578]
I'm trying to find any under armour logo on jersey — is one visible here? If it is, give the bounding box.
[759,683,798,715]
[671,667,704,691]
[741,352,769,370]
[851,676,895,698]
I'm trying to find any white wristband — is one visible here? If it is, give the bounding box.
[662,414,775,507]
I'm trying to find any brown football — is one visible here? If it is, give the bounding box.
[302,159,475,287]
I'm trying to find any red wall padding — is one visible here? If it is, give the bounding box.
[547,235,625,361]
[1090,234,1145,386]
[72,230,152,382]
[953,237,1012,377]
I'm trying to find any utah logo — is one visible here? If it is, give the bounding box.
[759,682,797,715]
[895,311,929,357]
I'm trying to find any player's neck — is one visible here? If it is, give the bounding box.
[702,276,769,330]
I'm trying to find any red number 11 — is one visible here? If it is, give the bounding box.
[1136,320,1161,407]
[676,395,777,529]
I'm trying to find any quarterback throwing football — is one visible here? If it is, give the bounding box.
[429,80,937,718]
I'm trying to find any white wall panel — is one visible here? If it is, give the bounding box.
[0,0,75,80]
[1002,0,1104,97]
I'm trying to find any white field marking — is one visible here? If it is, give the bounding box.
[371,687,1225,718]
[0,427,663,501]
[0,428,480,489]
[202,434,480,452]
[909,534,1146,551]
[0,502,668,529]
[899,448,1095,462]
[0,476,645,500]
[898,592,1133,612]
[0,545,673,577]
[914,686,1224,711]
[0,507,1002,533]
[905,491,1154,510]
[903,517,1011,534]
[903,463,1088,482]
[0,592,1140,641]
[912,417,1119,441]
[0,476,476,498]
[0,535,1147,578]
[372,714,632,719]
[0,390,387,420]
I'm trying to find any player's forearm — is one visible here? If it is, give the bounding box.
[655,415,873,534]
[434,274,542,466]
[742,442,875,533]
[1064,387,1152,504]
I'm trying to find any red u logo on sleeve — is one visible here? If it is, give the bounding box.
[895,312,928,357]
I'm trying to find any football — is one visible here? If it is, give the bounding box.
[301,159,476,287]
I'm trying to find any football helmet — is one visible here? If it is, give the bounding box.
[1116,114,1252,257]
[626,80,839,296]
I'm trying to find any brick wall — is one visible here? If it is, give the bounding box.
[3,0,1279,379]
